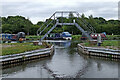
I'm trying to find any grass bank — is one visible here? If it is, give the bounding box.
[26,35,43,40]
[26,35,42,39]
[2,43,47,56]
[106,35,120,40]
[72,35,81,40]
[84,40,120,50]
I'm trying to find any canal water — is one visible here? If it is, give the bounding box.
[1,40,119,78]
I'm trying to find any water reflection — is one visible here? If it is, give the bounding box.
[48,40,71,48]
[1,40,119,78]
[97,62,102,71]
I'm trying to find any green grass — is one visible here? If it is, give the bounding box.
[84,41,97,47]
[26,35,43,39]
[106,35,120,40]
[72,35,82,40]
[2,43,46,56]
[84,40,120,49]
[101,40,119,47]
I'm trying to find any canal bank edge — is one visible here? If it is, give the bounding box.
[77,44,120,60]
[0,45,55,66]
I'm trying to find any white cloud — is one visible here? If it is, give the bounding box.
[84,10,94,17]
[1,0,119,24]
[1,0,119,2]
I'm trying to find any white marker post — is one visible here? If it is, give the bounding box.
[73,19,75,23]
[97,34,102,46]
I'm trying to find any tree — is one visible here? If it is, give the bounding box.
[88,15,97,32]
[69,12,74,23]
[81,14,85,18]
[2,24,11,33]
[1,15,120,35]
[30,25,40,35]
[2,16,33,35]
[37,21,43,26]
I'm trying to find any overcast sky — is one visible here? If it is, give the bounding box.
[0,0,120,24]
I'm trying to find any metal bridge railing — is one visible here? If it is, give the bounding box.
[37,13,56,36]
[76,12,96,33]
[37,11,96,41]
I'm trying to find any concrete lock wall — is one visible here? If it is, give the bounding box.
[0,45,55,66]
[77,44,120,60]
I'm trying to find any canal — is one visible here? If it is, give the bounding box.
[1,40,119,78]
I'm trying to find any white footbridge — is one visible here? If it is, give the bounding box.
[37,11,96,41]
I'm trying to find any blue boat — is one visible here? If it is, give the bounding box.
[46,32,72,40]
[61,32,72,40]
[0,32,26,41]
